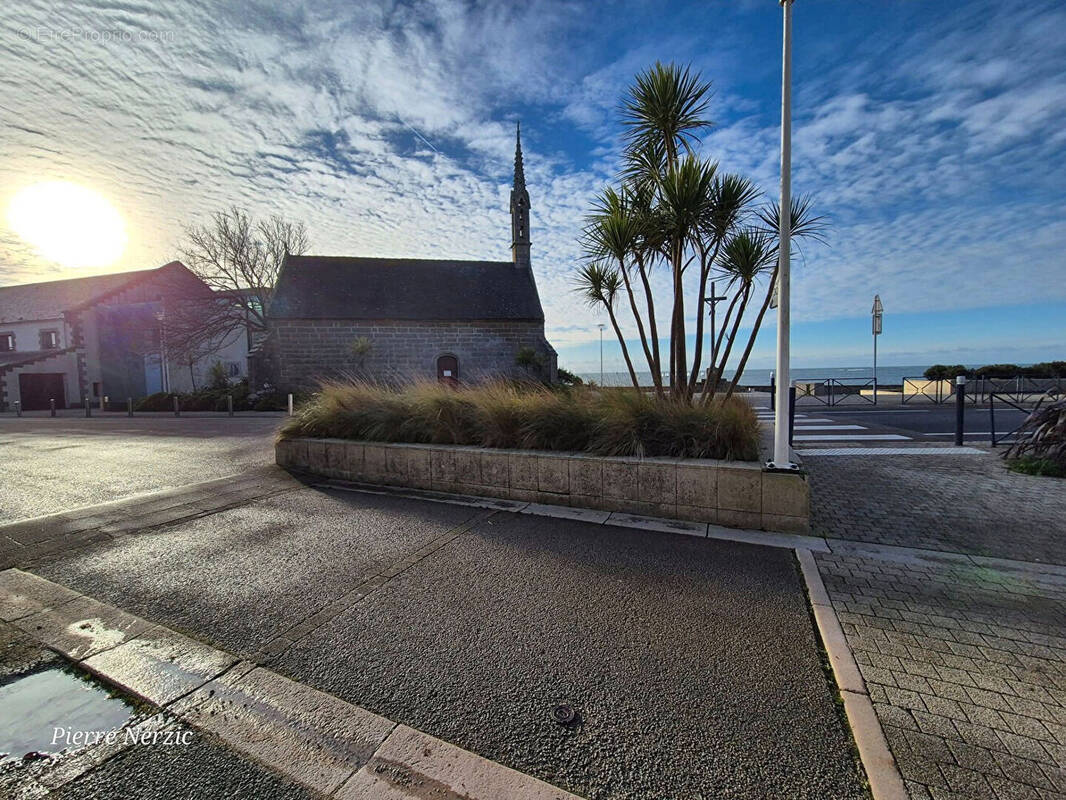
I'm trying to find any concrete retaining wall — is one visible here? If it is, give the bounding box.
[277,438,809,534]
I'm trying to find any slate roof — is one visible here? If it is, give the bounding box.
[268,256,546,321]
[0,263,187,324]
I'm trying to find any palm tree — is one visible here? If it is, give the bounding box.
[584,187,663,396]
[575,62,826,405]
[573,263,640,389]
[721,196,827,401]
[621,62,713,399]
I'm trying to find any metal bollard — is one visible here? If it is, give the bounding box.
[287,394,294,417]
[85,396,91,417]
[769,371,776,412]
[954,376,966,446]
[127,397,133,417]
[173,395,180,417]
[15,400,21,417]
[788,385,797,446]
[50,398,56,417]
[227,395,233,417]
[989,393,996,447]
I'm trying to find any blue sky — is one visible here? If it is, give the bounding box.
[1,0,1063,375]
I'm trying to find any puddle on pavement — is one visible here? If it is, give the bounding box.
[0,667,135,764]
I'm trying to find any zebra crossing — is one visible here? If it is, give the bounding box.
[753,407,911,443]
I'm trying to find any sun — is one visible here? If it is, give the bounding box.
[7,181,127,268]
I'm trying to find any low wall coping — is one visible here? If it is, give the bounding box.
[277,437,808,534]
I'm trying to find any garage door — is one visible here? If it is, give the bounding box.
[18,373,66,411]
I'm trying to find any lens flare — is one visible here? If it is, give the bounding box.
[7,181,127,268]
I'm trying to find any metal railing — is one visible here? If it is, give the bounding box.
[988,392,1032,447]
[903,375,1064,405]
[793,378,876,406]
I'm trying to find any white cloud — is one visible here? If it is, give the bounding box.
[0,0,1063,367]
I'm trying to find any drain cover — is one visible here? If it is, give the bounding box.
[553,704,576,724]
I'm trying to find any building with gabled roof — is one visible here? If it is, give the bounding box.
[254,125,557,390]
[0,261,249,410]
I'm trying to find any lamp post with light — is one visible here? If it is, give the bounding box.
[872,294,883,405]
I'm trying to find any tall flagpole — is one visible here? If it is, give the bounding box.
[771,0,795,469]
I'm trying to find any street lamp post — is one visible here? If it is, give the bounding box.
[872,295,883,405]
[770,0,796,470]
[598,323,606,386]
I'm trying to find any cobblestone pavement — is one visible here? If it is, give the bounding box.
[817,550,1066,800]
[807,451,1066,564]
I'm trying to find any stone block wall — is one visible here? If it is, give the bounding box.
[277,438,810,534]
[267,319,557,391]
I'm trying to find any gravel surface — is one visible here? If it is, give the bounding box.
[29,485,867,799]
[33,490,479,658]
[52,726,314,800]
[274,510,867,800]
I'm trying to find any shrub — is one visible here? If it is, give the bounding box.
[280,380,760,461]
[975,363,1020,379]
[207,361,230,391]
[1021,361,1066,378]
[135,392,176,412]
[923,365,968,380]
[1004,397,1066,478]
[133,379,258,412]
[557,367,584,386]
[1008,457,1065,478]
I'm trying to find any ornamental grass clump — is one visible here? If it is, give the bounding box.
[281,380,760,461]
[1004,397,1066,478]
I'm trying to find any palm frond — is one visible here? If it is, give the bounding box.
[573,262,622,308]
[621,61,714,162]
[756,194,828,244]
[719,229,777,286]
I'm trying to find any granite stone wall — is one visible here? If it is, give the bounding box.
[277,437,811,534]
[267,319,557,390]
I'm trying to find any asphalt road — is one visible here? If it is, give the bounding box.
[0,415,280,522]
[808,405,1030,441]
[31,487,867,800]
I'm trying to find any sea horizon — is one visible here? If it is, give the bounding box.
[576,364,974,387]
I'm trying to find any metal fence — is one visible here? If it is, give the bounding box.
[902,376,1064,405]
[793,378,877,406]
[987,392,1034,447]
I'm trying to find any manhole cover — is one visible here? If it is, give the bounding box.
[552,704,576,725]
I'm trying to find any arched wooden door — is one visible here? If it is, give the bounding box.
[437,354,459,387]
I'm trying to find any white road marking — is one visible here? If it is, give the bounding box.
[793,434,911,441]
[923,432,1014,437]
[798,447,984,455]
[794,425,866,430]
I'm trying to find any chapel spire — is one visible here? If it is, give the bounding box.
[510,121,531,269]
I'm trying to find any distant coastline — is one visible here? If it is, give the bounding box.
[578,365,948,387]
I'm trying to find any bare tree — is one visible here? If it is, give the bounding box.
[180,206,309,337]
